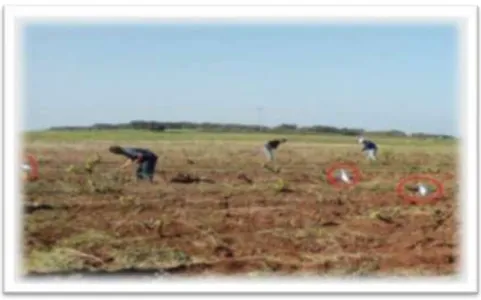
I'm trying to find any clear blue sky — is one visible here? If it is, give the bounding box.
[23,21,459,135]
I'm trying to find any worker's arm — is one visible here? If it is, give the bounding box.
[119,154,143,169]
[119,158,134,169]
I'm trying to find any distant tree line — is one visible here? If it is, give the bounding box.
[48,120,455,139]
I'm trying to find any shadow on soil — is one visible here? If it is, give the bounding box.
[24,203,68,214]
[170,172,215,184]
[25,264,212,278]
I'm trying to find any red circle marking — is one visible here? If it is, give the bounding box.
[24,154,39,182]
[326,161,361,189]
[396,175,444,205]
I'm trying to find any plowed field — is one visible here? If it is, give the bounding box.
[22,134,459,277]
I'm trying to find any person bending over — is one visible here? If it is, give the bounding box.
[262,138,287,168]
[358,136,378,161]
[109,145,158,182]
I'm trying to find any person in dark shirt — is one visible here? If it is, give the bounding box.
[262,138,287,168]
[358,136,378,161]
[109,145,158,182]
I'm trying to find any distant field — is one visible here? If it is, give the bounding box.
[25,129,456,146]
[22,130,459,277]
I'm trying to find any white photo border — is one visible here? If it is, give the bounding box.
[3,5,478,294]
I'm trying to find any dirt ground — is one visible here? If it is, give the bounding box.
[22,140,459,277]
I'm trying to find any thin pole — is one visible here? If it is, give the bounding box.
[256,106,264,132]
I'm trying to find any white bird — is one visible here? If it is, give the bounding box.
[338,169,352,184]
[417,183,429,196]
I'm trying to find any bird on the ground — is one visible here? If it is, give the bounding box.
[406,183,431,196]
[337,169,352,184]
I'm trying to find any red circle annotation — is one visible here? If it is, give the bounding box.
[325,161,361,190]
[396,174,444,205]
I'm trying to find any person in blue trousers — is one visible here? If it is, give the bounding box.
[109,145,158,182]
[358,136,378,161]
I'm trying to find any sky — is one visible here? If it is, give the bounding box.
[22,21,459,135]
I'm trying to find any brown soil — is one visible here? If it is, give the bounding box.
[22,141,459,277]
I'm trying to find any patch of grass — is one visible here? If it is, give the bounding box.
[347,257,381,276]
[111,246,192,269]
[25,228,193,273]
[26,248,88,274]
[84,178,124,194]
[57,230,114,249]
[272,178,294,193]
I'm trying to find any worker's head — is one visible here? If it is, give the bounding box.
[357,136,365,144]
[109,145,123,155]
